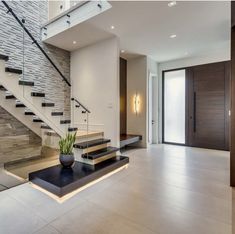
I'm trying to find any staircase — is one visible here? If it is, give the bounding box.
[0,54,74,138]
[0,1,129,196]
[0,53,123,169]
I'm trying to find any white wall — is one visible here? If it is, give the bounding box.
[71,37,120,147]
[158,50,230,142]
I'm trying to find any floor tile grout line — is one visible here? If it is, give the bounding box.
[105,182,232,226]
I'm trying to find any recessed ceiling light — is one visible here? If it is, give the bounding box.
[110,25,115,30]
[170,34,177,39]
[73,41,77,44]
[168,1,177,7]
[121,50,125,53]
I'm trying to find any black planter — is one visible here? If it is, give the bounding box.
[59,154,75,168]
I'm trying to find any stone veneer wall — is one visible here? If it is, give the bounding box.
[0,0,71,118]
[0,106,41,164]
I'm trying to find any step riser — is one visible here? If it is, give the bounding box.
[42,133,105,149]
[75,152,117,165]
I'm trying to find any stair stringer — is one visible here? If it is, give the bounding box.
[0,91,42,137]
[0,60,67,137]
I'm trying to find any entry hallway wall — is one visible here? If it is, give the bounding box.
[71,37,120,147]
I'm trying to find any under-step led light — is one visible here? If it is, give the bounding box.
[168,1,177,7]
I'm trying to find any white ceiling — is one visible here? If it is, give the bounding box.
[45,1,231,63]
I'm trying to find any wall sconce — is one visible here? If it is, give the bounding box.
[134,92,140,115]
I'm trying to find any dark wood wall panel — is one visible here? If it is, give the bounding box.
[230,1,235,186]
[120,57,127,135]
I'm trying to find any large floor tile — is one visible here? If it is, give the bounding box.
[50,201,156,234]
[0,191,46,234]
[7,183,86,223]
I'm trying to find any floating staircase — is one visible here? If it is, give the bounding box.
[0,54,75,138]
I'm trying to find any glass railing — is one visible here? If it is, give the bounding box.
[0,0,73,137]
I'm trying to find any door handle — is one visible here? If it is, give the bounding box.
[193,92,196,132]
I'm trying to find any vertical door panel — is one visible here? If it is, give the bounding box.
[188,62,229,150]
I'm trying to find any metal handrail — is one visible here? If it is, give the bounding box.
[71,98,90,113]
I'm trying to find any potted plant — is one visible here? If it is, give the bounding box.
[59,132,76,167]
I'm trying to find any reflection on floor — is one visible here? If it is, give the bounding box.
[0,168,24,191]
[5,154,59,180]
[0,144,232,234]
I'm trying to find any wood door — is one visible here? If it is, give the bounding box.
[188,62,230,150]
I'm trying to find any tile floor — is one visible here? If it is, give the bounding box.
[0,144,232,234]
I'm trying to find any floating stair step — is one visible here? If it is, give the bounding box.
[74,138,111,149]
[33,118,43,123]
[31,92,45,97]
[41,125,51,130]
[16,103,25,108]
[82,147,119,160]
[0,85,7,91]
[42,103,55,107]
[68,127,78,132]
[25,111,34,115]
[60,120,71,124]
[19,80,34,86]
[51,112,63,116]
[0,54,9,61]
[5,95,15,99]
[5,67,22,74]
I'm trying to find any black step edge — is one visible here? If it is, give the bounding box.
[42,103,55,107]
[16,103,25,108]
[51,112,63,116]
[0,54,9,61]
[33,119,43,123]
[82,147,119,160]
[68,127,78,132]
[31,92,45,97]
[19,80,34,86]
[5,95,16,99]
[25,112,34,115]
[74,138,111,149]
[0,85,7,91]
[60,120,71,124]
[41,125,51,130]
[5,67,22,74]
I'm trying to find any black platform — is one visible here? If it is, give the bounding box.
[120,134,142,148]
[29,156,129,197]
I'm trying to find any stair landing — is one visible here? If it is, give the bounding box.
[29,156,129,198]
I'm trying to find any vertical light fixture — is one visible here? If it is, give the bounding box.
[134,92,140,115]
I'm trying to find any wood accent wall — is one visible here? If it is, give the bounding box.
[120,57,127,135]
[0,106,41,164]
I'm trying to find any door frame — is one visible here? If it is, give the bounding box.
[162,68,188,146]
[148,72,156,144]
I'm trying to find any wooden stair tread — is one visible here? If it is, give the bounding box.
[82,147,119,160]
[74,138,111,149]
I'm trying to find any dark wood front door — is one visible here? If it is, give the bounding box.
[187,62,230,150]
